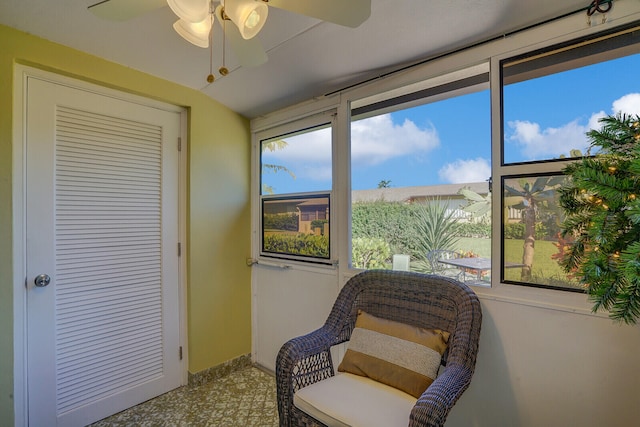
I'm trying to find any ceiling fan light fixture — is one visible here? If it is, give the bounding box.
[167,0,210,23]
[222,0,268,40]
[173,16,212,48]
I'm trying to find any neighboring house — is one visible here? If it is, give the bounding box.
[262,196,329,234]
[296,199,329,234]
[262,199,301,216]
[352,181,490,222]
[352,182,525,223]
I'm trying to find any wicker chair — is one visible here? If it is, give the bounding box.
[276,269,482,427]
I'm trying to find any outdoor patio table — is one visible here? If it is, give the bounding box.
[438,257,523,281]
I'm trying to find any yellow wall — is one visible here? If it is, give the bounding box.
[0,24,252,423]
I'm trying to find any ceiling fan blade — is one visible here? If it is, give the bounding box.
[88,0,167,21]
[266,0,371,28]
[215,5,267,68]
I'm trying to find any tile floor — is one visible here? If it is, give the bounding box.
[90,366,279,426]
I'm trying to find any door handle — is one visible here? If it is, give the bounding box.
[34,274,51,287]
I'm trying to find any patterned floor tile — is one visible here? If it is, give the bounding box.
[90,367,278,426]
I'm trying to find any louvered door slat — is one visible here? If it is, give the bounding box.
[57,316,161,351]
[54,105,165,415]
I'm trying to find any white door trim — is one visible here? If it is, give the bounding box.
[12,65,189,426]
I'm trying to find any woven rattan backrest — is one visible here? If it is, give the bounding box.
[328,270,480,368]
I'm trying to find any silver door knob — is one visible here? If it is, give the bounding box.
[34,274,51,287]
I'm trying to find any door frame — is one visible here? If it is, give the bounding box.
[11,65,189,426]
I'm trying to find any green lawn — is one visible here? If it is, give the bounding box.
[454,237,491,257]
[453,237,581,290]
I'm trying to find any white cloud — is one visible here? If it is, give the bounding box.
[588,110,607,131]
[262,127,332,163]
[508,92,640,160]
[351,114,440,167]
[612,93,640,116]
[262,127,333,181]
[507,119,592,159]
[438,158,491,184]
[262,113,440,181]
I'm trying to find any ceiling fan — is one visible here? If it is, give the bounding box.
[89,0,371,82]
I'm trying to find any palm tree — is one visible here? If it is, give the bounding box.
[505,176,564,280]
[458,187,491,219]
[261,139,295,194]
[460,178,564,281]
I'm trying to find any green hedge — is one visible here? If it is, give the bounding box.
[453,222,491,238]
[352,201,420,255]
[263,233,328,258]
[352,237,391,269]
[311,219,328,229]
[263,213,298,231]
[351,201,493,250]
[504,222,548,240]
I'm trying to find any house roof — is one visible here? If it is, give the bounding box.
[352,181,489,203]
[296,200,329,208]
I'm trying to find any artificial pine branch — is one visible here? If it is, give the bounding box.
[559,113,640,324]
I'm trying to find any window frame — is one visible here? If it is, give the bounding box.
[260,191,332,262]
[493,24,640,292]
[348,67,492,272]
[254,110,338,266]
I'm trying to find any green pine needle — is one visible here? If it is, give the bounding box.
[560,113,640,324]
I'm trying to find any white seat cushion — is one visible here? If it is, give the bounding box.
[293,372,417,427]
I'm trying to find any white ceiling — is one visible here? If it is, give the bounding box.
[1,0,591,118]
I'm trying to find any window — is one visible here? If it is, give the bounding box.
[350,70,492,279]
[499,26,640,291]
[503,27,640,165]
[259,121,333,262]
[261,194,330,259]
[252,20,640,294]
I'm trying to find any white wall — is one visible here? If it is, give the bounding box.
[447,297,640,426]
[253,265,340,370]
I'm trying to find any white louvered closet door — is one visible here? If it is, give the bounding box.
[26,77,182,427]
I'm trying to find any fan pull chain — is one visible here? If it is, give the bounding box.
[219,12,229,76]
[207,8,215,83]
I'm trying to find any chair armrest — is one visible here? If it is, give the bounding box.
[276,326,337,427]
[409,364,474,427]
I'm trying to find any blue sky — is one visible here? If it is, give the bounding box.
[262,53,640,194]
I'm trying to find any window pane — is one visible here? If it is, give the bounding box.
[351,85,491,280]
[501,174,582,291]
[261,124,331,195]
[503,47,640,164]
[262,195,330,259]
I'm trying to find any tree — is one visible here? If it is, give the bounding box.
[261,139,295,194]
[559,113,640,324]
[460,180,567,281]
[504,176,564,281]
[459,187,491,220]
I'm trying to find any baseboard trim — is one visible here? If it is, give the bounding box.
[188,353,253,387]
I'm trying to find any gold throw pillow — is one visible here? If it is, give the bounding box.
[338,310,450,398]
